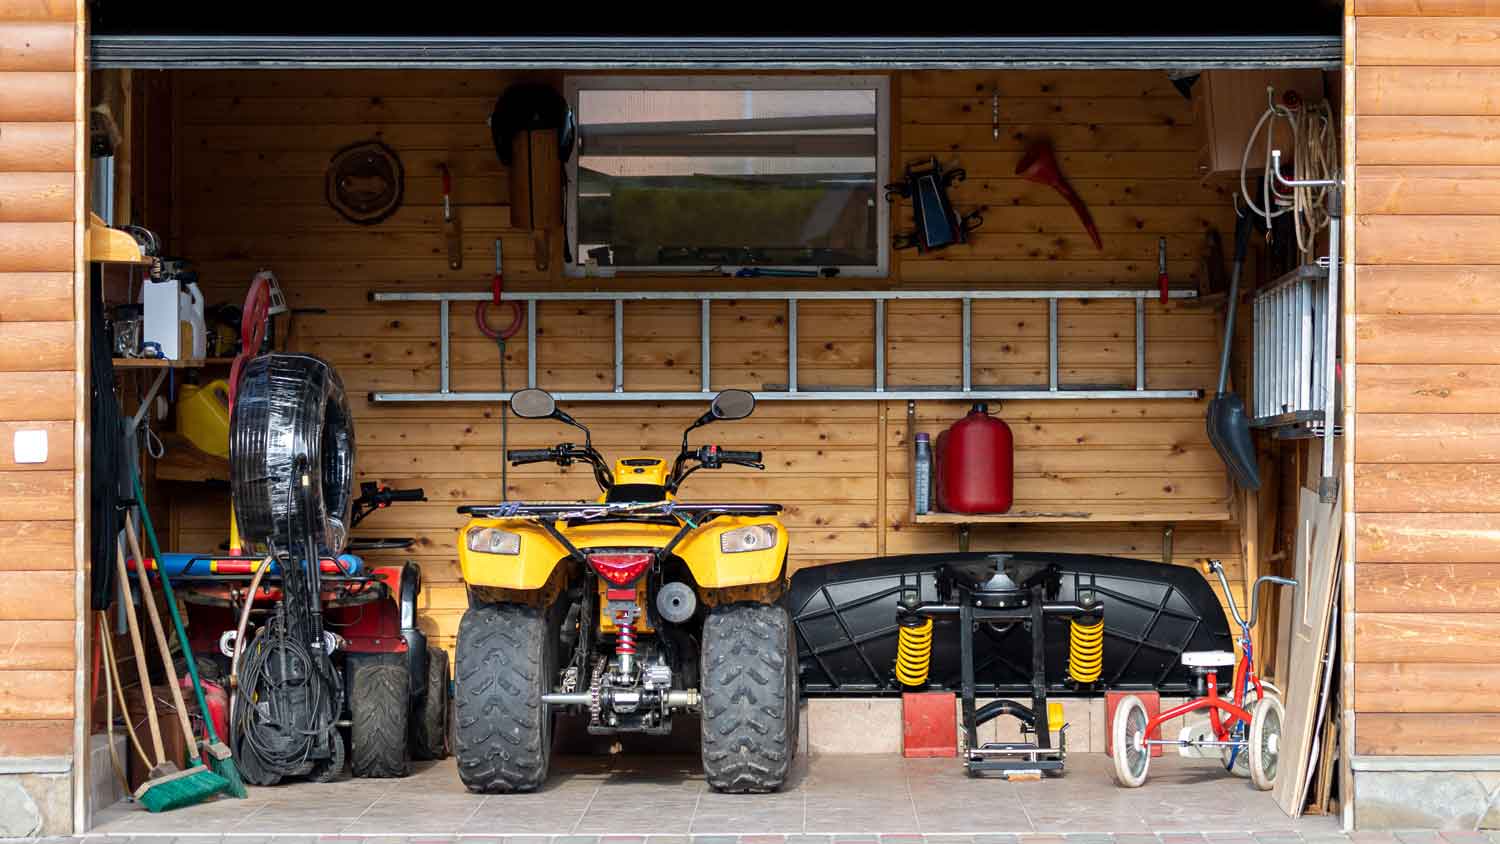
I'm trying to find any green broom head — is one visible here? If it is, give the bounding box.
[134,765,230,813]
[203,740,248,799]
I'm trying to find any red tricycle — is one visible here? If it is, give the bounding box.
[1110,558,1296,791]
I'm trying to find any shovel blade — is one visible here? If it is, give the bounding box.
[1207,393,1261,490]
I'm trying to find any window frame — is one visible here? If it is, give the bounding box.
[563,73,892,279]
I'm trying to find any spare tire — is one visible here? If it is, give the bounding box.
[231,353,356,554]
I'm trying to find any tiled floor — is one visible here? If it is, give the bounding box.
[87,753,1338,837]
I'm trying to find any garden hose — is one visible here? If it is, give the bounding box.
[895,616,934,688]
[1068,615,1104,684]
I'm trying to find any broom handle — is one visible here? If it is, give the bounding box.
[98,611,150,769]
[128,469,225,747]
[113,535,166,767]
[123,512,203,759]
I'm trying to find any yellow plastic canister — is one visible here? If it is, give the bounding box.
[178,379,231,459]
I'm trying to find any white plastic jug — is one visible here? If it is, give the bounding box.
[182,282,207,359]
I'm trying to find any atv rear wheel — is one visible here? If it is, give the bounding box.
[350,662,412,778]
[700,602,796,793]
[455,602,555,793]
[411,646,451,760]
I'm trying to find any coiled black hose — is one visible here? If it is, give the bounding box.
[230,354,356,555]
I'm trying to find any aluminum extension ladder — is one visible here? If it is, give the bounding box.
[1252,152,1343,500]
[368,288,1202,403]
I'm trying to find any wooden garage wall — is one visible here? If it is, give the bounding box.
[0,0,84,765]
[1350,1,1500,756]
[165,68,1246,653]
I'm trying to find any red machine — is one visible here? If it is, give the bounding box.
[935,403,1014,514]
[165,482,449,782]
[1110,559,1296,791]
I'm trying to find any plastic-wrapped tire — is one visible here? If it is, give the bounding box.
[231,353,356,554]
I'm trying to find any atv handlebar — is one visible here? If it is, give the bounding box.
[507,448,557,465]
[719,449,762,464]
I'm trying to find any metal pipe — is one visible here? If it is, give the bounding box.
[961,298,972,393]
[787,298,798,394]
[373,388,1203,403]
[1048,300,1059,391]
[439,299,451,394]
[526,300,538,388]
[373,288,1201,303]
[700,299,711,393]
[614,299,624,393]
[875,299,886,392]
[1135,297,1145,391]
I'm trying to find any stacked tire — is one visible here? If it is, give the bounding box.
[230,353,356,554]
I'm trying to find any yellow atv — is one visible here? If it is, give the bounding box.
[454,388,796,794]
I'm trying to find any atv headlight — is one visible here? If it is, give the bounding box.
[720,524,778,554]
[466,527,521,555]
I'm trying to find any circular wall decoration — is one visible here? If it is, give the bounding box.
[326,140,404,225]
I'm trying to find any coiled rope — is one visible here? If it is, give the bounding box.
[1239,89,1338,260]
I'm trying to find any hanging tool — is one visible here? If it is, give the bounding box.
[440,163,462,270]
[991,90,1000,142]
[1158,237,1170,305]
[886,157,983,252]
[1206,213,1261,490]
[1015,141,1101,251]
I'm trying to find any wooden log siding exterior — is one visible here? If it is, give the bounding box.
[163,68,1246,658]
[0,0,87,837]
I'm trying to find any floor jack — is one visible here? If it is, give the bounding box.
[897,556,1103,778]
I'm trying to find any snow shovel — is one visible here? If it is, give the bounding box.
[1207,213,1260,490]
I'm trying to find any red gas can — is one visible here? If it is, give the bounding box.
[934,403,1014,514]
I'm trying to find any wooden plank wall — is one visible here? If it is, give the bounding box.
[1351,0,1500,756]
[0,0,82,763]
[165,69,1244,653]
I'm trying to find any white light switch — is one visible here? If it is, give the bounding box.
[13,429,48,464]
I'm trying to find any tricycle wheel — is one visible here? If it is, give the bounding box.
[1110,695,1151,788]
[351,662,412,778]
[700,602,795,793]
[411,646,450,760]
[1248,696,1283,791]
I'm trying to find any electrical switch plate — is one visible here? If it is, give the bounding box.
[13,429,48,464]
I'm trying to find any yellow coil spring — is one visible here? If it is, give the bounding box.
[895,617,934,687]
[1068,616,1104,683]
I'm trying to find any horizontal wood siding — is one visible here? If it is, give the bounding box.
[1353,7,1500,754]
[0,0,77,774]
[170,69,1240,656]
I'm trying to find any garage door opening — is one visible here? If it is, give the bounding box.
[75,34,1351,837]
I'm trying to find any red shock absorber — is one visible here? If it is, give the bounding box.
[614,613,638,679]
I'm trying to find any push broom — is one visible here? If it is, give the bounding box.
[121,515,231,811]
[129,467,249,799]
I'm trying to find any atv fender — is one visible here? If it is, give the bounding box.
[458,518,571,590]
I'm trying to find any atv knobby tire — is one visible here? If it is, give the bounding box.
[350,662,411,778]
[700,602,797,793]
[455,602,554,793]
[411,646,451,760]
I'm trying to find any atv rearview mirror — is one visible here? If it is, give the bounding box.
[710,389,755,421]
[510,388,557,419]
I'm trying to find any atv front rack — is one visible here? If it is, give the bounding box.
[458,501,782,520]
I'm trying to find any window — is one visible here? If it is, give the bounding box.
[565,76,890,277]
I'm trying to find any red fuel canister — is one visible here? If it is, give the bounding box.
[934,403,1014,514]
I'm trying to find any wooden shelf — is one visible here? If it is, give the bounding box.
[86,213,152,266]
[155,434,229,484]
[911,508,1232,525]
[113,357,235,370]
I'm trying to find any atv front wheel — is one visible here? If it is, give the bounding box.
[700,602,796,793]
[350,661,412,778]
[454,602,555,793]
